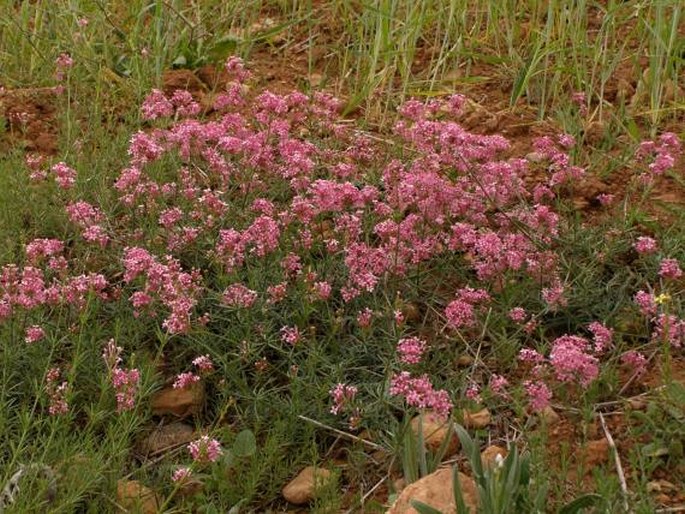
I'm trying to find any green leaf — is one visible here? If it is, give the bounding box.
[452,466,471,514]
[172,54,188,68]
[558,493,604,514]
[410,500,444,514]
[232,429,257,457]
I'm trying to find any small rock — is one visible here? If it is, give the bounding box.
[456,355,474,367]
[481,445,507,469]
[116,480,160,514]
[538,406,561,426]
[162,69,206,95]
[655,493,671,505]
[647,481,662,493]
[626,396,647,411]
[393,478,406,493]
[583,120,606,146]
[462,408,491,429]
[386,467,478,514]
[410,412,459,456]
[137,422,195,456]
[282,466,332,505]
[178,477,204,498]
[580,438,609,467]
[616,79,635,102]
[648,480,677,493]
[526,151,545,163]
[401,303,421,323]
[151,381,204,418]
[309,73,323,88]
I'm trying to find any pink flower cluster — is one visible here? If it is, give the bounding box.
[587,321,613,353]
[25,325,45,344]
[516,329,607,410]
[396,336,427,365]
[659,258,682,279]
[280,326,301,345]
[0,262,108,322]
[192,354,214,373]
[51,162,77,189]
[389,371,452,418]
[222,283,258,308]
[122,247,202,334]
[549,335,599,387]
[103,340,140,412]
[634,236,658,255]
[45,367,69,415]
[188,435,222,464]
[635,132,681,181]
[172,467,192,483]
[445,287,490,329]
[173,372,200,389]
[329,383,358,415]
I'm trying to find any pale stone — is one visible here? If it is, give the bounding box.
[386,467,478,514]
[456,355,474,367]
[116,480,160,514]
[539,406,561,426]
[462,408,491,429]
[151,381,204,418]
[410,412,459,456]
[282,466,332,505]
[481,445,507,469]
[137,422,195,456]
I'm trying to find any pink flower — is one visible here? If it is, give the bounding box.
[45,367,69,415]
[193,355,214,373]
[329,383,358,415]
[267,282,287,304]
[389,371,452,418]
[25,238,64,263]
[445,299,474,329]
[394,309,405,325]
[634,290,657,316]
[518,348,545,364]
[188,436,222,463]
[51,162,77,189]
[523,380,552,412]
[396,337,427,365]
[587,321,613,353]
[634,236,658,255]
[508,307,527,323]
[621,351,647,375]
[490,375,509,396]
[542,281,567,310]
[280,326,301,345]
[465,383,482,403]
[222,283,258,308]
[102,339,122,371]
[549,335,598,387]
[111,368,140,412]
[652,314,685,348]
[312,281,332,300]
[25,325,45,344]
[141,89,174,120]
[172,467,192,483]
[596,193,615,206]
[357,308,373,328]
[659,258,682,280]
[173,372,200,389]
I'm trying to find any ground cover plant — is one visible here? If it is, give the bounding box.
[0,1,684,513]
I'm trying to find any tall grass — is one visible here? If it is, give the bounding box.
[2,0,682,129]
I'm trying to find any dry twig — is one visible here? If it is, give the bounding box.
[599,412,631,513]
